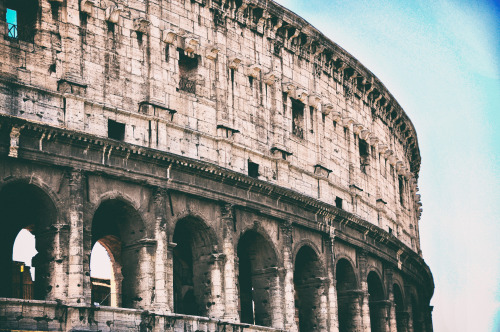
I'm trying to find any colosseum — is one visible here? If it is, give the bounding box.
[0,0,434,331]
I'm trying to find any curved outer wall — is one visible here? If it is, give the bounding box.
[0,0,433,331]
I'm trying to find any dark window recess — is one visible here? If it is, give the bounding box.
[335,197,343,209]
[333,120,337,129]
[291,98,304,139]
[359,138,370,173]
[108,119,125,141]
[282,92,288,114]
[178,49,199,94]
[398,175,406,207]
[5,0,38,42]
[309,106,314,133]
[388,227,393,235]
[248,160,259,178]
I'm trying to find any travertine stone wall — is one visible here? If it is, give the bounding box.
[0,0,422,253]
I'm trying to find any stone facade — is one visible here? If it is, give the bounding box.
[0,0,433,331]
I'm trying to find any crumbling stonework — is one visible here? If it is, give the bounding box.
[0,0,433,331]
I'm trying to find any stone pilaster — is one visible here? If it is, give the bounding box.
[166,242,177,312]
[358,250,372,332]
[208,252,226,318]
[269,267,284,329]
[220,203,239,321]
[67,169,85,305]
[281,221,298,332]
[327,226,340,332]
[152,188,169,312]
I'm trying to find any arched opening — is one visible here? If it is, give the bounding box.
[12,229,37,299]
[91,199,145,308]
[393,284,406,332]
[173,217,217,316]
[0,182,57,300]
[411,294,422,332]
[367,271,385,332]
[237,230,278,327]
[336,258,359,332]
[90,241,114,306]
[294,245,326,332]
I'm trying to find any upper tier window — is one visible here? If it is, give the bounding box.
[178,49,199,94]
[5,0,38,42]
[291,98,304,139]
[359,138,370,173]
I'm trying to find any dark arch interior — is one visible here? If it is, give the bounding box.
[294,245,325,332]
[0,182,56,299]
[367,271,385,332]
[173,217,216,316]
[393,284,405,332]
[91,199,144,308]
[336,258,358,332]
[238,230,278,327]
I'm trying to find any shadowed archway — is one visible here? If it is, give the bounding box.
[237,229,279,327]
[294,245,326,332]
[0,182,57,300]
[91,199,145,308]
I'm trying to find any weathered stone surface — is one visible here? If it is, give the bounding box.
[0,0,433,331]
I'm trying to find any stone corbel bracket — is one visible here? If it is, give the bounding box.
[282,81,296,95]
[295,87,308,102]
[205,44,221,60]
[314,44,325,57]
[342,116,355,128]
[162,29,178,45]
[134,17,151,34]
[263,71,279,85]
[369,134,379,145]
[322,102,335,116]
[353,123,364,135]
[270,144,292,159]
[378,143,389,155]
[228,56,242,70]
[106,6,123,24]
[80,0,95,15]
[360,129,371,140]
[314,164,332,179]
[376,198,387,212]
[245,63,262,78]
[182,36,199,57]
[308,94,321,109]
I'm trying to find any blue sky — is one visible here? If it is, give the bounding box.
[272,0,499,330]
[12,0,500,330]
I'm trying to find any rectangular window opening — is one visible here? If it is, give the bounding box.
[248,160,259,178]
[359,138,370,173]
[6,8,18,39]
[178,48,199,94]
[335,197,343,209]
[6,1,38,42]
[398,175,406,207]
[309,106,314,133]
[291,98,304,139]
[108,119,125,141]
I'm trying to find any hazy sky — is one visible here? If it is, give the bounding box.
[12,0,500,331]
[272,0,500,331]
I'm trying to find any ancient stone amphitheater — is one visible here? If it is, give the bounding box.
[0,0,434,331]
